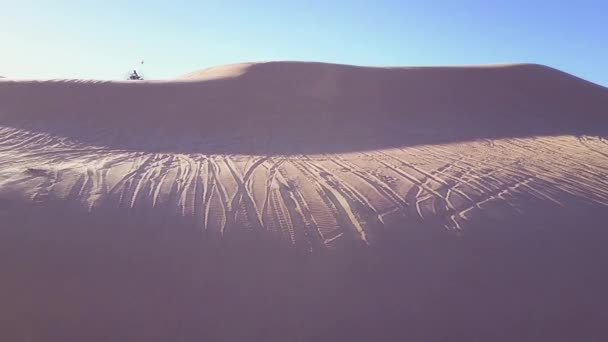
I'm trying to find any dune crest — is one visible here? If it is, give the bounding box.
[1,61,607,241]
[179,62,257,80]
[1,61,606,154]
[1,62,608,341]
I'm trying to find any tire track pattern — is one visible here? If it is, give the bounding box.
[1,126,608,246]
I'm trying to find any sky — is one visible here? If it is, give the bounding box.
[1,0,607,86]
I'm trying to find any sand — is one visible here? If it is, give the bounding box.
[1,62,608,341]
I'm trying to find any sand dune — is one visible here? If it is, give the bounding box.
[1,62,606,153]
[1,62,608,341]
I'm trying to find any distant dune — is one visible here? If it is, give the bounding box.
[1,62,608,341]
[1,62,606,153]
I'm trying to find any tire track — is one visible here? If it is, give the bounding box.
[294,158,369,245]
[207,157,229,235]
[261,158,285,230]
[224,156,267,231]
[331,156,408,217]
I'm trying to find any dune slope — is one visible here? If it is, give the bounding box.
[1,62,608,341]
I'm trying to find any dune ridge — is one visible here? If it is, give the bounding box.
[1,62,606,153]
[1,61,607,242]
[1,61,608,341]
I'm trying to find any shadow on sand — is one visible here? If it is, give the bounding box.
[1,62,607,154]
[0,198,607,341]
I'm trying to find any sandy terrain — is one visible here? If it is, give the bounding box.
[1,62,608,341]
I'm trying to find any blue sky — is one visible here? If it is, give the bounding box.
[1,0,607,86]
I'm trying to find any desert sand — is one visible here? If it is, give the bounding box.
[1,62,608,341]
